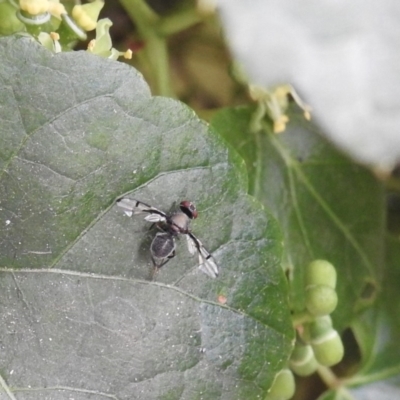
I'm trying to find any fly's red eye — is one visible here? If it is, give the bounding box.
[180,200,198,219]
[180,200,190,208]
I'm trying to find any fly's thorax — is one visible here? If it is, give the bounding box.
[170,212,190,232]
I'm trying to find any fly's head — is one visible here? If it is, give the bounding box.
[180,200,198,219]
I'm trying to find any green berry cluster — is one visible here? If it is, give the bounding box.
[267,260,344,400]
[292,260,344,375]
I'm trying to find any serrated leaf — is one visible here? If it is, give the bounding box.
[0,37,294,399]
[211,106,385,330]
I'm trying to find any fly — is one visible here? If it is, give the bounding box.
[117,198,219,278]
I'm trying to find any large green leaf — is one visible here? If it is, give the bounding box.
[0,37,293,399]
[211,106,385,330]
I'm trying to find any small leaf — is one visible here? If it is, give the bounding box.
[0,36,293,399]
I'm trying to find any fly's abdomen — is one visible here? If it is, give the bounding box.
[151,233,175,259]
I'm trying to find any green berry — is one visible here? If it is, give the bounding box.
[311,329,344,366]
[266,369,295,400]
[308,315,333,336]
[306,259,337,288]
[290,342,318,376]
[305,285,338,316]
[308,317,344,367]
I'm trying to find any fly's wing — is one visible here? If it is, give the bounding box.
[117,198,167,222]
[186,234,197,255]
[187,233,218,278]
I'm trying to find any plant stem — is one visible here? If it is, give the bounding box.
[158,9,203,36]
[119,0,204,97]
[119,0,171,96]
[317,365,341,388]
